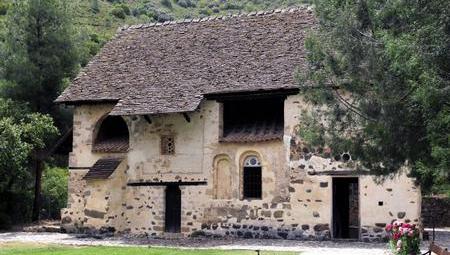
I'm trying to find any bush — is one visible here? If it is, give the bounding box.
[40,167,68,220]
[0,2,9,15]
[120,4,131,15]
[90,0,100,14]
[152,11,173,22]
[131,8,140,17]
[176,0,196,8]
[0,190,33,229]
[160,0,172,9]
[222,1,243,10]
[110,6,126,19]
[199,8,212,16]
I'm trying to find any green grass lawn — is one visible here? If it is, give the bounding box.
[0,243,298,255]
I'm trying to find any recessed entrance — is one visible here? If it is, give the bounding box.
[164,185,181,233]
[332,177,359,239]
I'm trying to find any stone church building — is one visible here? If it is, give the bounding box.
[56,7,421,241]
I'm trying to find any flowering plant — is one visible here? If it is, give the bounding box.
[385,221,420,255]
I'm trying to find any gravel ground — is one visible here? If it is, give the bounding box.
[0,229,448,255]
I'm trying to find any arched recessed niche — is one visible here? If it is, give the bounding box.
[92,115,129,153]
[213,155,232,199]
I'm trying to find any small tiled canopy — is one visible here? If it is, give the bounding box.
[84,157,124,180]
[55,7,315,116]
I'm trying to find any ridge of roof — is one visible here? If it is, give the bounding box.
[116,5,314,33]
[56,6,315,115]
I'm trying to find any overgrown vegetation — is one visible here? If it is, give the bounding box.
[300,0,449,195]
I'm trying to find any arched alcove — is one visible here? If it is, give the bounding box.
[92,115,129,153]
[213,155,232,199]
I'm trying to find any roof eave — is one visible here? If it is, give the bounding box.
[204,87,300,101]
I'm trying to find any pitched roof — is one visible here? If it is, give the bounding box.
[84,157,124,180]
[56,7,315,115]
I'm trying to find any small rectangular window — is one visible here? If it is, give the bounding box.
[161,135,175,155]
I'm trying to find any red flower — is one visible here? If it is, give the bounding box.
[385,224,393,232]
[402,223,411,229]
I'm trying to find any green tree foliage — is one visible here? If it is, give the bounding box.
[1,0,79,116]
[90,0,100,14]
[160,0,172,9]
[300,0,449,193]
[0,0,81,223]
[41,167,68,219]
[0,98,58,227]
[0,1,9,16]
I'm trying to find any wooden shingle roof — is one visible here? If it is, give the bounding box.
[56,7,315,115]
[84,157,124,180]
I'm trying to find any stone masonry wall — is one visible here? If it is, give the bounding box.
[422,196,450,227]
[61,95,421,241]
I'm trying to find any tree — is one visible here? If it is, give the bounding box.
[0,98,58,227]
[300,0,449,193]
[1,0,79,116]
[0,0,80,221]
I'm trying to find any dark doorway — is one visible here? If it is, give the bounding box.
[165,185,181,233]
[332,177,359,239]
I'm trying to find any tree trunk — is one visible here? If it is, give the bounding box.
[32,158,44,222]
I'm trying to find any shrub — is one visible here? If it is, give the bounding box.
[0,2,9,15]
[0,190,33,229]
[160,0,172,9]
[110,6,126,19]
[131,8,140,17]
[40,167,68,220]
[176,0,196,8]
[155,11,173,22]
[90,0,100,14]
[120,4,131,15]
[222,1,243,10]
[199,8,212,16]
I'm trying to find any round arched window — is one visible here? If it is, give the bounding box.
[244,156,261,167]
[242,155,262,199]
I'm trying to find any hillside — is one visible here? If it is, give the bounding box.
[0,0,312,61]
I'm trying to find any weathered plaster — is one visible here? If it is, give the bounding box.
[62,94,421,241]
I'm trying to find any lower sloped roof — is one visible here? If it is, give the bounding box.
[84,157,124,180]
[56,7,315,115]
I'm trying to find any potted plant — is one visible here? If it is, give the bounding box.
[385,221,420,255]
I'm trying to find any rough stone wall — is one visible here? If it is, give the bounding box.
[62,104,129,233]
[422,196,450,227]
[62,95,421,241]
[61,170,87,231]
